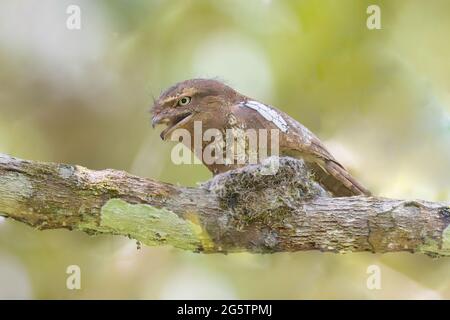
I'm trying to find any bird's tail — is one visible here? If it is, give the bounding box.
[310,160,371,197]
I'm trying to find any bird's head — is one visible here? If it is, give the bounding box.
[151,79,241,140]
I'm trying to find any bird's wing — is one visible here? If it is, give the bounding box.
[282,114,370,196]
[234,100,334,159]
[236,100,370,196]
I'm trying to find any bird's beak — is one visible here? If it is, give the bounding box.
[151,114,162,128]
[151,111,193,141]
[151,114,172,140]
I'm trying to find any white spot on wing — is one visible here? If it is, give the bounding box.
[240,100,288,132]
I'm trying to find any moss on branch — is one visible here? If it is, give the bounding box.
[0,153,449,257]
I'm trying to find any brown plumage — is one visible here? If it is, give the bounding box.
[152,78,370,197]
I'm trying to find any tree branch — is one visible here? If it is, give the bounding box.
[0,153,449,257]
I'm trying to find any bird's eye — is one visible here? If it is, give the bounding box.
[178,96,191,106]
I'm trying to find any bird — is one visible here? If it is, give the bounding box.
[151,78,370,197]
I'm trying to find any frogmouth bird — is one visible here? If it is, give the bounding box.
[152,78,370,197]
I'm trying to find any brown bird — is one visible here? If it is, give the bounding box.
[152,78,370,197]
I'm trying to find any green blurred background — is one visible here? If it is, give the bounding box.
[0,0,449,299]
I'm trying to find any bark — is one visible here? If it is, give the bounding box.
[0,153,449,256]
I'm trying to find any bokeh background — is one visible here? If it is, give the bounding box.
[0,0,449,299]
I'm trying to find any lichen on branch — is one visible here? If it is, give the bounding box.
[0,153,449,257]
